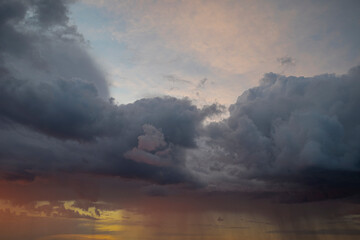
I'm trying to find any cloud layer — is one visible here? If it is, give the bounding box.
[1,0,360,202]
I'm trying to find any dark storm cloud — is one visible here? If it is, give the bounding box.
[0,72,108,140]
[0,0,222,186]
[2,0,360,199]
[0,0,30,56]
[0,97,217,184]
[201,66,360,193]
[0,0,109,141]
[33,0,72,27]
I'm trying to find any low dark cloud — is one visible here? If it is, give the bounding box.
[267,229,360,236]
[0,95,219,185]
[141,184,171,197]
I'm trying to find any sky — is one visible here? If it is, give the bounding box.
[71,0,360,105]
[0,0,360,240]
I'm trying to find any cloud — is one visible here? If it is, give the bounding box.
[191,66,360,194]
[196,78,208,89]
[267,229,360,236]
[137,124,167,152]
[0,0,222,187]
[1,0,360,203]
[124,124,173,167]
[141,184,171,197]
[34,0,72,27]
[0,97,219,185]
[164,74,191,85]
[277,56,295,66]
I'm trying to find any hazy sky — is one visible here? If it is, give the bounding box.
[70,0,360,105]
[1,0,360,240]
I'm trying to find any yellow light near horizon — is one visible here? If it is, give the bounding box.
[38,234,116,240]
[2,199,360,240]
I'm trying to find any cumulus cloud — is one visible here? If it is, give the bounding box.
[191,66,360,194]
[138,124,167,152]
[124,124,172,166]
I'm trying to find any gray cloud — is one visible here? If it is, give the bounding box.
[164,74,191,85]
[197,78,208,89]
[0,0,222,186]
[196,66,360,194]
[267,229,360,236]
[0,96,218,185]
[33,0,72,27]
[277,56,295,67]
[0,0,109,140]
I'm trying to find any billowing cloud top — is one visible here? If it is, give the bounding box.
[197,66,360,195]
[0,0,360,203]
